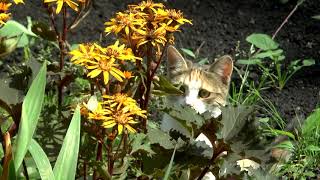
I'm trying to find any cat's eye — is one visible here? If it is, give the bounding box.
[198,89,211,98]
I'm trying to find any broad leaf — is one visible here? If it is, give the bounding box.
[165,104,206,130]
[236,59,262,65]
[302,59,315,66]
[180,48,195,58]
[153,76,184,96]
[220,106,253,141]
[28,139,55,180]
[0,20,36,38]
[53,106,81,180]
[246,34,279,50]
[130,133,155,156]
[147,128,175,149]
[14,62,47,171]
[302,108,320,137]
[0,36,19,57]
[253,49,283,59]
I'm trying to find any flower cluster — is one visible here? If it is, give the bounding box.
[0,0,24,25]
[105,0,192,55]
[44,0,87,14]
[84,94,146,134]
[70,41,141,84]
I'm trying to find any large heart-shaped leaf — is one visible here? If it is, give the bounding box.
[220,106,253,141]
[246,34,279,50]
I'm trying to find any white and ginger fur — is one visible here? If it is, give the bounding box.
[161,45,233,138]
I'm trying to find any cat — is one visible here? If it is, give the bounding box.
[159,45,233,180]
[160,45,234,138]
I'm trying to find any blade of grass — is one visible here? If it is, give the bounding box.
[14,62,47,171]
[53,106,81,180]
[28,139,54,180]
[163,144,177,180]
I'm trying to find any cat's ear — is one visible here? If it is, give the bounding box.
[209,55,233,85]
[167,45,189,73]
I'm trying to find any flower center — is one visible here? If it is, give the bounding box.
[99,60,111,71]
[114,111,129,125]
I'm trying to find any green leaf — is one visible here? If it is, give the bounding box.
[0,20,37,38]
[302,59,315,66]
[273,140,295,152]
[270,129,295,140]
[163,144,177,180]
[0,36,19,57]
[153,76,184,96]
[166,104,205,129]
[8,160,16,180]
[198,57,209,65]
[236,59,262,65]
[28,139,55,180]
[14,62,47,171]
[253,49,283,59]
[147,128,175,149]
[53,106,81,180]
[16,33,30,48]
[220,106,253,141]
[246,33,279,50]
[312,15,320,20]
[305,145,320,152]
[130,133,155,156]
[302,108,320,137]
[180,48,195,58]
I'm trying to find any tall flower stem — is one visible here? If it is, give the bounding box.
[141,42,153,131]
[93,140,103,180]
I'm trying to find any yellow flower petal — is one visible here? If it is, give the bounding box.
[103,71,110,84]
[125,124,136,133]
[56,1,63,14]
[87,69,102,78]
[118,124,123,134]
[103,122,116,128]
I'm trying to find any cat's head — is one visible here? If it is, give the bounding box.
[167,45,233,118]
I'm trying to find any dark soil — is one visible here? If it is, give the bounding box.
[11,0,320,121]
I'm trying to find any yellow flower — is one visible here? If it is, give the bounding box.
[13,0,24,4]
[87,102,110,120]
[44,0,79,14]
[102,109,139,134]
[70,41,141,84]
[87,57,125,84]
[123,71,134,79]
[166,9,192,26]
[133,25,167,52]
[0,2,11,12]
[106,40,141,62]
[105,11,145,36]
[0,13,10,25]
[69,43,97,65]
[102,94,146,134]
[129,0,164,12]
[103,93,137,111]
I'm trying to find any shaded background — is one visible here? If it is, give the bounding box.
[11,0,320,120]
